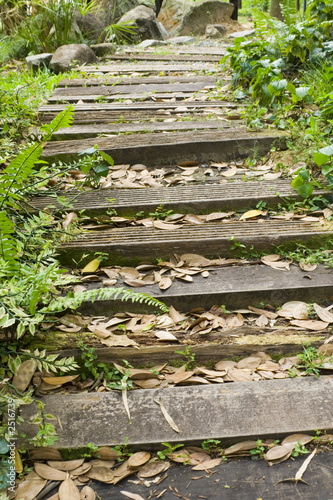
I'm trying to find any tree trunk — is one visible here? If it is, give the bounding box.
[270,0,284,20]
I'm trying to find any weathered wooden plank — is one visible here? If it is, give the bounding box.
[122,46,229,55]
[76,63,217,73]
[58,75,218,87]
[104,53,224,62]
[47,91,213,103]
[41,129,286,165]
[52,81,217,97]
[20,376,333,448]
[30,180,313,215]
[52,119,237,139]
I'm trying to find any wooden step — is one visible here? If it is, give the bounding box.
[52,119,239,139]
[104,52,224,62]
[59,219,332,266]
[67,263,333,313]
[57,75,219,87]
[20,376,333,448]
[30,180,311,215]
[76,63,218,74]
[41,129,286,166]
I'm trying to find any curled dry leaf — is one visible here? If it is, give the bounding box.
[137,460,170,478]
[34,463,67,481]
[30,448,63,461]
[159,276,172,290]
[313,303,333,323]
[99,333,139,347]
[154,398,180,433]
[300,262,317,272]
[290,320,329,331]
[153,220,182,230]
[192,457,222,470]
[236,356,262,370]
[228,368,253,382]
[196,367,226,378]
[62,212,78,230]
[224,441,259,456]
[155,331,178,341]
[88,459,115,468]
[59,477,81,500]
[86,466,115,483]
[128,451,151,468]
[80,485,96,500]
[256,314,269,327]
[248,306,278,320]
[47,459,84,471]
[215,360,236,371]
[93,447,119,461]
[169,450,192,463]
[264,443,294,463]
[120,491,145,500]
[282,434,313,446]
[12,359,37,392]
[135,378,161,389]
[70,463,92,477]
[15,472,47,500]
[278,301,309,319]
[180,253,212,267]
[221,166,237,177]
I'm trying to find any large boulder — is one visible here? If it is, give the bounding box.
[93,0,148,26]
[50,44,97,73]
[76,13,106,43]
[26,53,53,71]
[178,0,234,36]
[117,5,165,42]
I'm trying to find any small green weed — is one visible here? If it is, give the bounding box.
[149,204,174,220]
[157,442,184,461]
[174,347,196,371]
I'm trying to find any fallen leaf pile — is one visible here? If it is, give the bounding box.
[14,432,333,498]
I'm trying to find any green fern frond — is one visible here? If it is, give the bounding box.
[41,287,169,314]
[39,104,74,139]
[0,210,18,263]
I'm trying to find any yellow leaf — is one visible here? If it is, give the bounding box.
[15,448,23,474]
[239,210,263,220]
[81,258,101,274]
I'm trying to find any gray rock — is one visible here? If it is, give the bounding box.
[76,13,106,43]
[178,0,234,36]
[117,5,165,43]
[26,53,53,71]
[167,35,195,44]
[94,0,141,26]
[228,29,256,38]
[90,43,116,56]
[205,24,227,38]
[50,44,97,73]
[137,39,167,47]
[158,21,169,39]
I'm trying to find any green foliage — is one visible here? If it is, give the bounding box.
[157,442,184,461]
[201,439,222,452]
[174,346,196,370]
[249,439,266,459]
[149,204,174,220]
[0,438,12,490]
[294,344,333,377]
[101,22,138,45]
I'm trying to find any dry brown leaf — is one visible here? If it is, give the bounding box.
[282,434,313,446]
[239,209,263,220]
[257,370,274,379]
[215,360,236,371]
[80,485,96,500]
[169,450,191,463]
[263,172,282,180]
[224,441,260,456]
[261,254,281,264]
[59,478,81,500]
[30,448,63,461]
[127,368,159,380]
[159,276,172,290]
[278,301,309,319]
[164,368,195,384]
[47,459,84,471]
[57,324,82,333]
[34,463,67,481]
[135,378,161,389]
[290,320,329,331]
[154,398,180,432]
[70,463,92,477]
[15,472,47,500]
[155,331,178,341]
[99,333,139,347]
[318,343,333,355]
[313,303,333,323]
[206,212,230,222]
[178,160,199,167]
[225,313,244,328]
[41,375,79,386]
[62,212,78,230]
[93,447,119,461]
[153,220,182,230]
[264,443,294,463]
[201,270,210,278]
[184,214,204,224]
[119,267,142,280]
[192,458,222,470]
[228,368,253,382]
[168,305,185,323]
[190,452,211,464]
[247,306,277,320]
[86,466,115,483]
[137,460,170,478]
[236,356,262,370]
[183,376,211,384]
[121,492,145,500]
[196,367,226,378]
[292,302,309,320]
[180,253,212,267]
[300,262,317,272]
[88,459,115,468]
[221,166,237,177]
[256,314,269,327]
[128,452,151,468]
[12,359,37,392]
